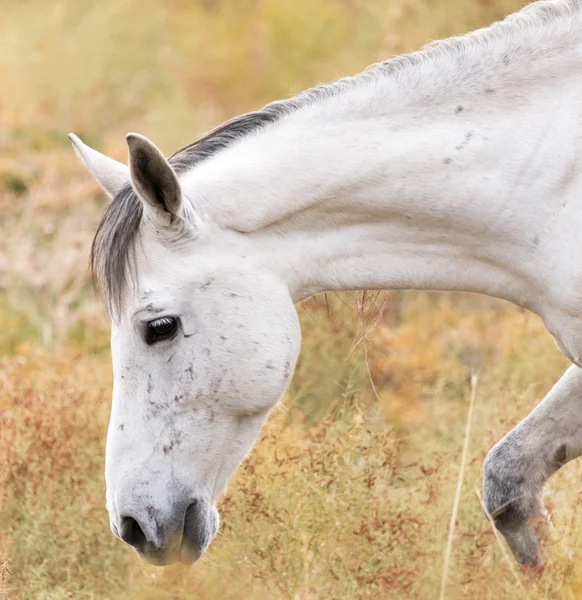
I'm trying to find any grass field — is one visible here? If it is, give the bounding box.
[3,0,582,598]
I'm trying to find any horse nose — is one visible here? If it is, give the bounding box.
[114,499,218,565]
[116,506,184,565]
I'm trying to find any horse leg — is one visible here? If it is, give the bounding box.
[483,365,582,569]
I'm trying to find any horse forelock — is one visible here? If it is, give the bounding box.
[91,184,142,318]
[90,102,303,317]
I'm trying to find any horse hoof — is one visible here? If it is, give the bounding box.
[488,504,550,570]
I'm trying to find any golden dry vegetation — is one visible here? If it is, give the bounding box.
[2,1,582,598]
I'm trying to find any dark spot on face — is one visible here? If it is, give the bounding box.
[455,105,464,114]
[208,409,215,423]
[211,376,221,397]
[229,292,244,298]
[167,352,176,364]
[203,347,211,356]
[186,365,194,379]
[444,157,453,165]
[283,359,291,380]
[146,396,162,417]
[559,162,577,192]
[162,431,182,455]
[147,376,153,395]
[200,277,216,290]
[455,131,474,151]
[118,423,125,431]
[265,361,275,370]
[143,303,165,314]
[174,394,183,403]
[502,53,511,66]
[220,335,227,341]
[485,88,495,94]
[532,235,540,247]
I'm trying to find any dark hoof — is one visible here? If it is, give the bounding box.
[489,502,549,570]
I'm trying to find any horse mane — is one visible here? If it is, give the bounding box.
[91,0,582,317]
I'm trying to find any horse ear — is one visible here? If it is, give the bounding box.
[126,133,182,218]
[68,134,129,199]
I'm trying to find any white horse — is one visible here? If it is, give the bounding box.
[71,0,582,569]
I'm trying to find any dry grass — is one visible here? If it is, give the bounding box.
[3,0,582,598]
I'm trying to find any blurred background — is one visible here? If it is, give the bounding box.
[2,0,582,598]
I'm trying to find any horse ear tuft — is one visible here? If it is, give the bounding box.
[69,134,129,199]
[126,133,182,218]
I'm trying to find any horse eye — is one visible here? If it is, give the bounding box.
[146,317,179,345]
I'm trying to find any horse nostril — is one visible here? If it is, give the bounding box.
[119,516,148,549]
[181,498,217,563]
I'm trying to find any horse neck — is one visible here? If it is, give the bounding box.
[181,19,582,317]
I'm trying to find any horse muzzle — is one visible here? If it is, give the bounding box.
[111,498,219,566]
